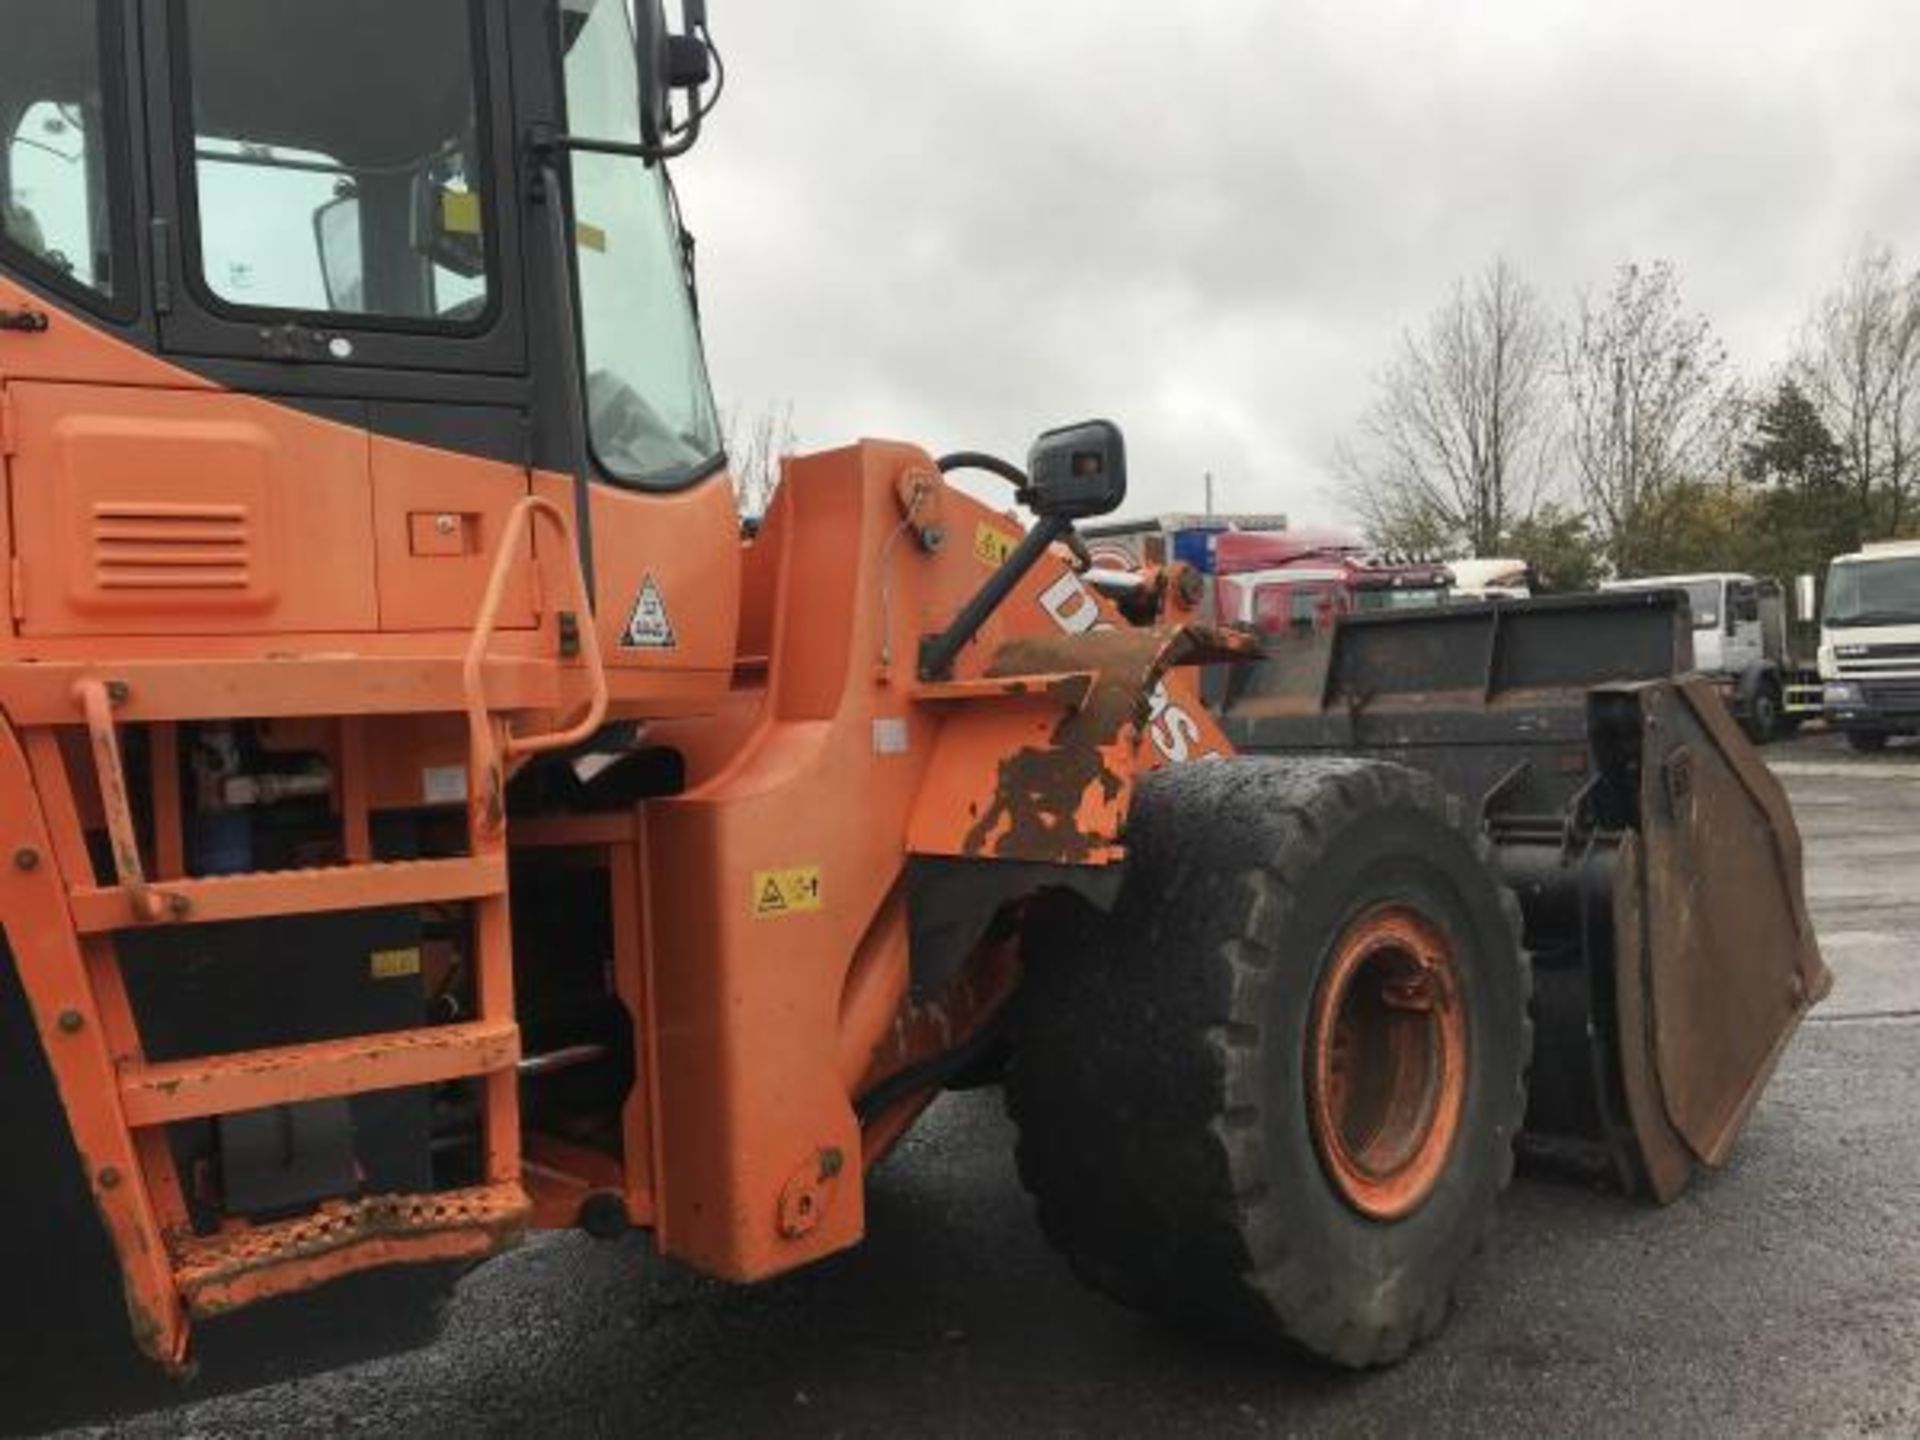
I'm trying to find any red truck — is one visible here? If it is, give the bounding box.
[1083,518,1453,636]
[1211,529,1454,634]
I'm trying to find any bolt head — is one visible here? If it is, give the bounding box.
[57,1009,83,1034]
[13,846,40,872]
[98,1166,122,1190]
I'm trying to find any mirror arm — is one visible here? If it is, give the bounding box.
[919,516,1072,683]
[533,129,698,164]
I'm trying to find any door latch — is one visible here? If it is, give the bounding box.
[0,308,50,334]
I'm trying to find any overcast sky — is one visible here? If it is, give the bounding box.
[674,2,1920,529]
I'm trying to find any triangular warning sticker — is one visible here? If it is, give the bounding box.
[622,575,677,650]
[757,878,788,915]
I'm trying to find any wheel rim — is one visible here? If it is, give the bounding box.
[1306,905,1469,1221]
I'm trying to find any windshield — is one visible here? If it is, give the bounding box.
[562,0,723,488]
[1354,586,1449,613]
[1825,557,1920,628]
[1614,578,1720,629]
[1681,580,1722,629]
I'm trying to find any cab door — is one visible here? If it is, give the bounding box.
[124,0,532,635]
[142,0,525,376]
[0,0,375,639]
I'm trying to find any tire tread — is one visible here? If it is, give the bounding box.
[1009,756,1530,1367]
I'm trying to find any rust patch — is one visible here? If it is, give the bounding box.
[176,1185,530,1318]
[858,932,1023,1112]
[960,627,1246,862]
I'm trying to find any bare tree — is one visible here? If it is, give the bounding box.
[1793,245,1920,541]
[1339,259,1558,555]
[1561,262,1739,576]
[724,401,797,517]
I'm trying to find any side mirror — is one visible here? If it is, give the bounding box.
[313,193,362,312]
[1795,574,1818,624]
[633,1,714,151]
[917,419,1126,680]
[1026,420,1128,521]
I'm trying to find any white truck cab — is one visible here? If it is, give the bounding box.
[1819,539,1920,752]
[1602,572,1802,741]
[1447,557,1533,601]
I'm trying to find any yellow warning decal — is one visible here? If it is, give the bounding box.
[576,221,609,254]
[370,947,423,981]
[974,522,1017,569]
[441,189,483,237]
[753,867,823,919]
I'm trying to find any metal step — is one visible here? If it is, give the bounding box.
[119,1020,521,1127]
[171,1182,531,1317]
[69,854,508,934]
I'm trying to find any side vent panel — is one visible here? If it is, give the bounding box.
[93,502,252,593]
[8,383,379,636]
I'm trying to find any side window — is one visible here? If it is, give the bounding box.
[177,0,493,325]
[194,140,350,313]
[0,0,125,304]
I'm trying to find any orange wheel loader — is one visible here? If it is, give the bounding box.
[0,0,1827,1425]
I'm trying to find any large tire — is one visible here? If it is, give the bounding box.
[1008,757,1529,1368]
[1743,681,1782,746]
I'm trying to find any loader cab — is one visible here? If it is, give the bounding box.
[0,0,738,684]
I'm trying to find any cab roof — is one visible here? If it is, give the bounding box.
[1603,572,1748,588]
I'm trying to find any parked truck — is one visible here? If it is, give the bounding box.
[1600,572,1819,743]
[1210,529,1454,633]
[1084,517,1453,636]
[1819,539,1920,751]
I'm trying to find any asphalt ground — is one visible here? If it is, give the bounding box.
[48,731,1920,1439]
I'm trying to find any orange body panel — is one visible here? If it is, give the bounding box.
[372,433,534,632]
[640,442,1224,1279]
[1,264,1236,1357]
[534,468,742,688]
[1,274,740,722]
[10,382,380,635]
[0,275,219,392]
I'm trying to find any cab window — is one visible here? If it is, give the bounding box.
[1681,580,1721,630]
[0,0,128,307]
[176,0,493,326]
